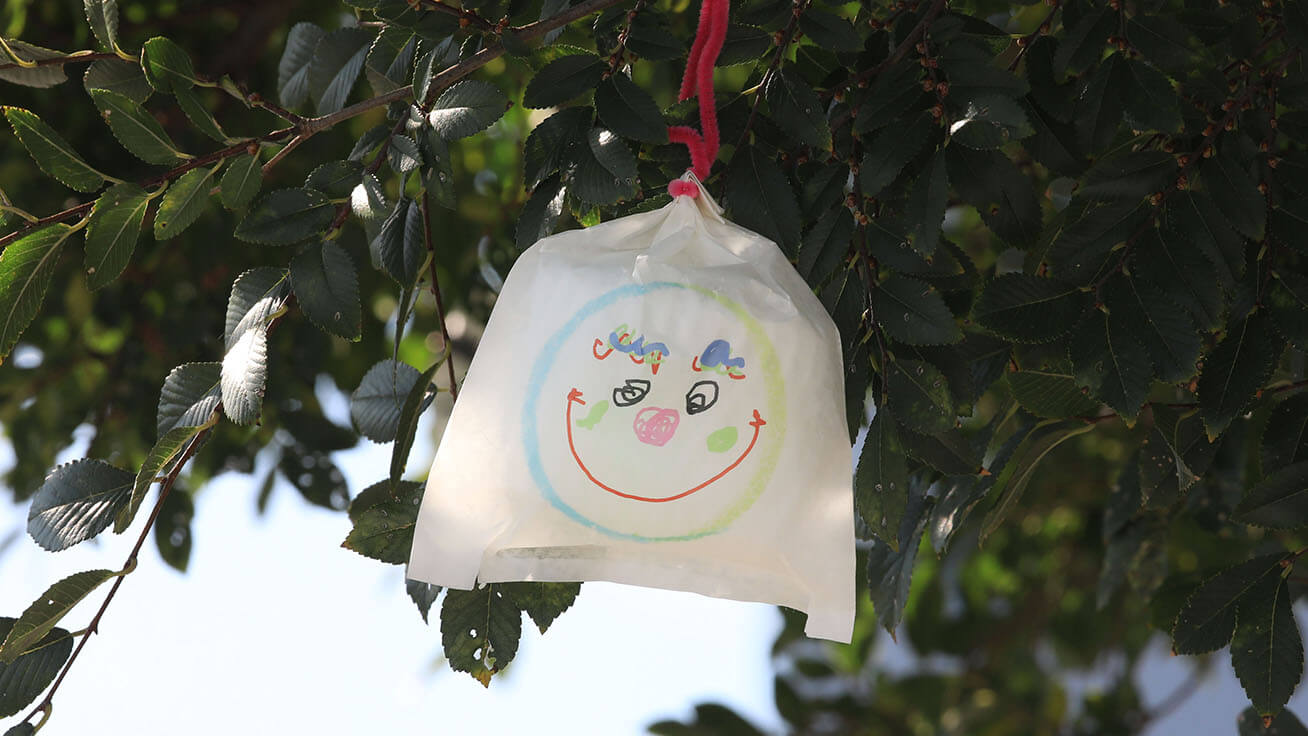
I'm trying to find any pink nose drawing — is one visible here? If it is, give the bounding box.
[633,407,679,446]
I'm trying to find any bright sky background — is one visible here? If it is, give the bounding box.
[1,388,1306,735]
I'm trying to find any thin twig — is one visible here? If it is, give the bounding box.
[261,133,311,175]
[19,424,214,728]
[419,197,459,400]
[416,0,496,32]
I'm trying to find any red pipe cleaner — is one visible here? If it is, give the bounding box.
[668,0,729,183]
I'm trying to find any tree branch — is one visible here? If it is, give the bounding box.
[0,51,120,72]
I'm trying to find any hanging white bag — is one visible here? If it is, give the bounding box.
[407,174,856,642]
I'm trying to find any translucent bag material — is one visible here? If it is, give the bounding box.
[407,175,855,642]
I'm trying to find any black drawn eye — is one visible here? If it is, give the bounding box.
[613,379,651,407]
[685,380,719,415]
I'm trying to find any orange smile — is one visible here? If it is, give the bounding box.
[565,388,766,503]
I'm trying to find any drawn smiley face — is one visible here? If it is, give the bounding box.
[523,282,786,541]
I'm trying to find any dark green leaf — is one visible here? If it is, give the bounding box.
[945,145,1041,247]
[440,586,522,686]
[726,146,802,254]
[797,9,862,52]
[117,424,202,533]
[899,426,980,475]
[372,197,427,285]
[1074,56,1124,153]
[153,165,216,240]
[875,275,961,345]
[886,359,954,434]
[1007,370,1101,418]
[1125,16,1196,74]
[307,27,371,115]
[1105,275,1201,383]
[427,80,509,140]
[1165,191,1244,288]
[291,240,361,341]
[278,22,325,108]
[594,74,666,143]
[798,207,853,279]
[0,224,75,360]
[364,27,416,95]
[855,412,908,547]
[235,188,334,245]
[153,487,193,572]
[1069,307,1152,420]
[861,112,935,197]
[156,362,222,437]
[569,127,638,205]
[1134,226,1223,330]
[174,86,228,143]
[351,360,421,444]
[1054,8,1114,77]
[0,619,72,718]
[1237,462,1308,529]
[502,582,581,633]
[1264,394,1308,471]
[905,150,947,256]
[342,478,422,563]
[0,40,68,88]
[1119,59,1181,132]
[305,160,363,199]
[88,89,187,165]
[279,443,349,510]
[854,59,922,134]
[949,95,1034,149]
[1203,145,1267,241]
[517,174,566,250]
[84,182,149,290]
[523,107,590,190]
[406,579,441,623]
[974,274,1088,343]
[27,459,133,552]
[140,36,195,93]
[1080,150,1177,201]
[718,24,773,66]
[1269,271,1308,349]
[1239,708,1308,735]
[1199,313,1279,440]
[867,489,931,633]
[625,12,684,60]
[1232,573,1303,716]
[83,58,151,103]
[83,0,120,51]
[523,54,604,109]
[219,153,262,210]
[0,570,116,664]
[1173,554,1285,655]
[390,360,442,487]
[1048,200,1149,286]
[3,106,106,192]
[765,66,831,150]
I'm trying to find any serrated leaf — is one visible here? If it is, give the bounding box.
[89,89,187,165]
[0,40,67,88]
[84,0,120,51]
[84,182,149,290]
[1054,8,1114,77]
[867,488,931,633]
[306,160,363,199]
[1203,144,1267,240]
[83,58,151,103]
[765,66,831,150]
[1048,200,1149,286]
[945,144,1041,247]
[427,80,508,140]
[0,619,72,718]
[290,240,361,340]
[726,145,802,254]
[523,107,590,190]
[1232,573,1303,716]
[1119,59,1181,133]
[570,127,637,205]
[153,165,217,240]
[1080,150,1177,202]
[887,359,954,434]
[0,224,76,360]
[1135,225,1223,330]
[594,73,666,143]
[1237,462,1308,529]
[0,570,116,664]
[440,586,522,686]
[1105,275,1201,383]
[342,479,422,563]
[221,268,290,426]
[279,443,349,510]
[1007,370,1101,418]
[27,459,134,552]
[235,188,334,245]
[523,54,604,109]
[981,419,1094,541]
[875,275,961,345]
[1069,308,1152,420]
[900,426,980,475]
[1199,313,1279,440]
[501,582,581,634]
[1269,271,1308,349]
[174,86,228,143]
[855,412,908,547]
[974,274,1088,343]
[351,359,422,443]
[365,27,416,95]
[387,134,421,174]
[861,112,934,197]
[1074,56,1124,153]
[1173,554,1284,655]
[372,197,427,285]
[948,95,1033,149]
[391,360,442,486]
[140,36,196,93]
[116,424,203,533]
[517,174,566,250]
[625,12,684,60]
[220,153,262,210]
[406,579,441,623]
[854,59,922,134]
[1265,394,1308,471]
[4,106,107,192]
[905,150,948,256]
[307,27,370,115]
[797,9,861,52]
[278,22,325,108]
[718,24,772,66]
[1125,16,1196,74]
[798,207,853,281]
[152,486,192,572]
[156,362,222,437]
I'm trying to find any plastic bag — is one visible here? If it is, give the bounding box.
[407,175,855,642]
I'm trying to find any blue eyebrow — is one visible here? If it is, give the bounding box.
[699,339,744,369]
